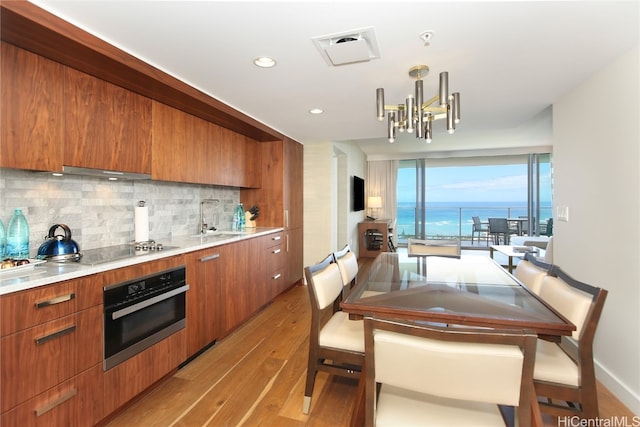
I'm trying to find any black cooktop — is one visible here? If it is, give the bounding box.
[78,243,178,266]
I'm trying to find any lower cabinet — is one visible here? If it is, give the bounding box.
[185,245,228,357]
[263,232,285,300]
[1,365,104,427]
[102,329,186,416]
[0,274,103,427]
[1,233,298,425]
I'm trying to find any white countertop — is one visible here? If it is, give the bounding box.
[0,227,283,295]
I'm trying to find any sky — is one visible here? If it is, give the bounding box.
[397,164,552,204]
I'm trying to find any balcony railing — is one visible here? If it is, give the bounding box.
[394,205,552,246]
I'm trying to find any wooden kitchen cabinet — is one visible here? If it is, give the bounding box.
[0,41,64,171]
[152,101,216,184]
[241,137,304,291]
[185,246,227,357]
[152,101,262,187]
[283,137,304,288]
[64,67,152,174]
[1,364,104,427]
[260,232,285,301]
[0,274,103,422]
[102,328,186,416]
[221,239,255,333]
[284,137,304,230]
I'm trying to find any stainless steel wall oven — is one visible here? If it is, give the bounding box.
[103,265,189,370]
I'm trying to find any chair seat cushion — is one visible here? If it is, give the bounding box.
[534,340,579,386]
[376,384,505,427]
[319,311,364,352]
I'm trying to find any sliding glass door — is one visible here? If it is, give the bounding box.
[395,154,553,246]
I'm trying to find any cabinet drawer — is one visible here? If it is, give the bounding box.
[1,306,102,412]
[1,364,103,427]
[264,232,283,248]
[266,243,285,270]
[1,275,102,336]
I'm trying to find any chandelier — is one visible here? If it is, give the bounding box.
[376,65,460,143]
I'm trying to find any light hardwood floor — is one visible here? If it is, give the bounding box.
[105,262,635,426]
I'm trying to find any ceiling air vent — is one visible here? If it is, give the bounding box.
[312,27,380,66]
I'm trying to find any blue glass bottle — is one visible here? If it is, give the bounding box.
[6,209,30,259]
[238,203,246,230]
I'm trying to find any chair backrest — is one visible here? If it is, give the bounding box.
[364,317,536,426]
[539,266,608,342]
[407,238,461,258]
[514,252,552,294]
[333,244,358,287]
[304,254,344,311]
[488,217,509,233]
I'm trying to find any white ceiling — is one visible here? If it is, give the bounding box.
[31,1,639,159]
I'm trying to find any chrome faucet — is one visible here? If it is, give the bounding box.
[199,199,220,234]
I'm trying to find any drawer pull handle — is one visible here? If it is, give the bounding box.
[273,273,282,280]
[272,249,281,254]
[35,325,76,345]
[35,388,77,416]
[36,293,76,308]
[272,236,281,241]
[200,253,220,262]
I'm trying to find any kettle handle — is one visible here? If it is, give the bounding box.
[47,224,72,241]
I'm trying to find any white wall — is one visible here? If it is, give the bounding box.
[303,141,367,270]
[553,46,639,413]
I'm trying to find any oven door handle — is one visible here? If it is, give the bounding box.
[111,284,190,320]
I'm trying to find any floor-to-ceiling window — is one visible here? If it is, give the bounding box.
[395,154,553,246]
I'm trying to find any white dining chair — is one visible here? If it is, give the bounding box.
[302,254,364,414]
[364,317,537,426]
[514,252,552,295]
[333,243,358,289]
[534,265,608,420]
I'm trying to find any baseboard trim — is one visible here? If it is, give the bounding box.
[596,358,640,415]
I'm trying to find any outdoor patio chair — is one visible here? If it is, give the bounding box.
[488,218,518,245]
[471,216,489,245]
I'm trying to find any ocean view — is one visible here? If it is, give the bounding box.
[394,201,552,238]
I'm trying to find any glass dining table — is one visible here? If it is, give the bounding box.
[340,252,574,340]
[342,252,573,427]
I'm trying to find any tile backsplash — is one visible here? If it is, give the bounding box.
[0,168,238,254]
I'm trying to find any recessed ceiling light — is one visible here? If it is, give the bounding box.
[254,56,276,68]
[309,108,324,115]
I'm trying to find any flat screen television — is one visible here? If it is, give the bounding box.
[353,176,365,211]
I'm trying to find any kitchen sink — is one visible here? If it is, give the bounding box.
[190,230,246,238]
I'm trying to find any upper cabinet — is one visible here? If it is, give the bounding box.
[64,68,152,174]
[283,137,303,230]
[1,41,152,175]
[152,101,261,188]
[0,42,64,171]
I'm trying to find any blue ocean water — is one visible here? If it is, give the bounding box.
[394,201,552,238]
